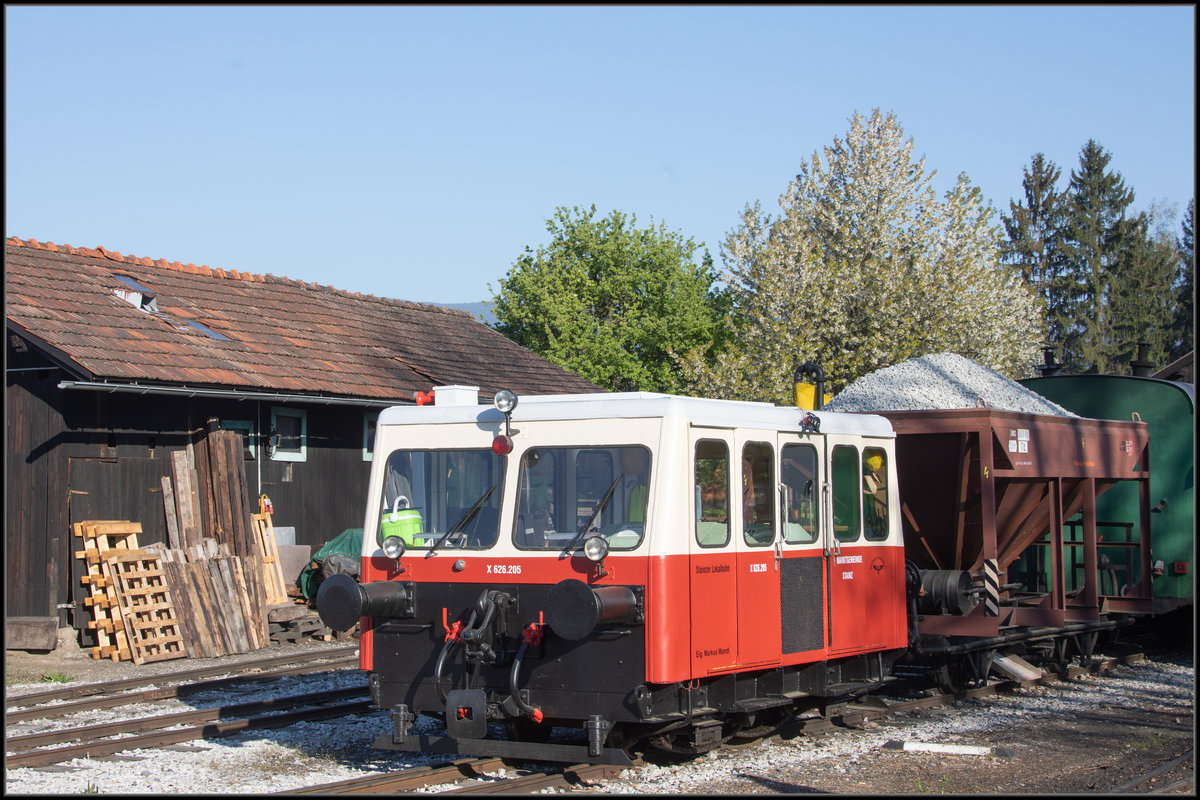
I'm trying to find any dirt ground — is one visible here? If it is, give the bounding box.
[703,679,1194,794]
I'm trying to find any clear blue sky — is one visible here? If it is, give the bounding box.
[6,5,1195,304]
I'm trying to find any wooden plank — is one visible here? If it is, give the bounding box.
[251,513,290,605]
[211,557,249,654]
[161,476,181,551]
[208,434,233,552]
[182,561,222,658]
[171,451,198,544]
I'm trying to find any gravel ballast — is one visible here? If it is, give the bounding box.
[5,644,1192,795]
[824,353,1077,416]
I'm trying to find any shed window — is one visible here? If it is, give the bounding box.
[270,408,307,462]
[363,412,379,461]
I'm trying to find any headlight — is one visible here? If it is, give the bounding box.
[583,535,609,562]
[382,535,406,560]
[494,389,519,414]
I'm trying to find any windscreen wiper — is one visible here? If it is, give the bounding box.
[428,484,496,555]
[562,473,624,554]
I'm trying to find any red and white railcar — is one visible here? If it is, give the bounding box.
[317,386,908,763]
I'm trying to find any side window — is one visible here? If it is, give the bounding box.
[831,445,861,542]
[694,440,730,547]
[781,443,819,544]
[862,447,890,541]
[741,442,775,546]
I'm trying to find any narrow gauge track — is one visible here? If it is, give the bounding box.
[6,646,370,769]
[5,645,360,724]
[6,688,372,769]
[277,653,1147,795]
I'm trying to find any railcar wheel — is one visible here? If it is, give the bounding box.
[935,656,986,696]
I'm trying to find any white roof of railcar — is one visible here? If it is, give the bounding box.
[377,391,894,438]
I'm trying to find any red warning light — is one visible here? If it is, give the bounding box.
[492,434,513,455]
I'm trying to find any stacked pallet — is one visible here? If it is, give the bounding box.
[267,603,333,643]
[74,521,186,663]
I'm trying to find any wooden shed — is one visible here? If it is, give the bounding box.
[5,237,603,639]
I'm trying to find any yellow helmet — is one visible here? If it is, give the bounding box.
[866,454,883,472]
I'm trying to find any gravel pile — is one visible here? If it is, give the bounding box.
[4,650,1192,795]
[824,353,1077,416]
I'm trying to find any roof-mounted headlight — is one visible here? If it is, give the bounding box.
[494,389,519,414]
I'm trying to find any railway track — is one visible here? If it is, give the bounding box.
[5,646,369,769]
[272,652,1153,795]
[5,644,359,721]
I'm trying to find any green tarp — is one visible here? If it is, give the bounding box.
[299,527,363,599]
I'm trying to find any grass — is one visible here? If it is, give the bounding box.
[40,670,75,684]
[916,775,950,794]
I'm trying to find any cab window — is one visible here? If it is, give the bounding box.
[381,448,503,549]
[781,443,819,544]
[514,445,649,550]
[742,442,775,546]
[694,440,730,547]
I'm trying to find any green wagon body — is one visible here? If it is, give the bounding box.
[1020,375,1194,613]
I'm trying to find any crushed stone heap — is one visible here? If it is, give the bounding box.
[824,352,1077,417]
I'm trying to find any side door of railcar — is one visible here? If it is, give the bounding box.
[824,435,898,656]
[733,432,782,668]
[688,428,740,676]
[776,435,828,661]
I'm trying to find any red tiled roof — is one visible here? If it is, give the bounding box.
[5,237,604,401]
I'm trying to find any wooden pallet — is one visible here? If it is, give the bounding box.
[251,512,290,606]
[105,551,187,664]
[74,520,140,661]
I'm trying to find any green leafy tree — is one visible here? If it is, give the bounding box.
[681,109,1041,403]
[490,205,729,392]
[1001,154,1070,347]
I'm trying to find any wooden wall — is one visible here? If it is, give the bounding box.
[6,336,378,628]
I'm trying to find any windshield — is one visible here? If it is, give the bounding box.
[380,448,504,549]
[514,445,650,550]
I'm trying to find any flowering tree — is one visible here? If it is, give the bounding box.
[681,109,1042,403]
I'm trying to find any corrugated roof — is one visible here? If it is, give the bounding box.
[5,237,604,401]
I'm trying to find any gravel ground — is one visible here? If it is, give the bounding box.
[824,352,1077,416]
[5,633,1193,795]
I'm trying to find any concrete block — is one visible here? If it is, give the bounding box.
[276,544,312,584]
[6,617,59,651]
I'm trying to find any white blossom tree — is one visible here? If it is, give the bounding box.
[682,109,1042,403]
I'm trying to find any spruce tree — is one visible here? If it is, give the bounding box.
[1060,140,1137,373]
[1000,154,1065,347]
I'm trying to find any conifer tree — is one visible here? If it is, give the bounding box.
[1001,154,1067,346]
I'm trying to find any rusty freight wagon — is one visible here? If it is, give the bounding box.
[881,408,1153,689]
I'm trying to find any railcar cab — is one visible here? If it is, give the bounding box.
[317,385,908,763]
